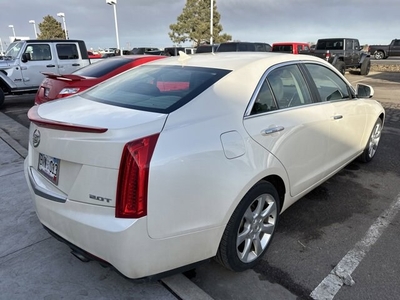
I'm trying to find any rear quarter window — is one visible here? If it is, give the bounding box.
[56,44,79,59]
[83,65,230,113]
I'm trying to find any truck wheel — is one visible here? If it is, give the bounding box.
[360,58,371,76]
[0,89,4,108]
[334,61,346,75]
[374,51,384,60]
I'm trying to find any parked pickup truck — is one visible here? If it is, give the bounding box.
[305,38,371,75]
[0,39,91,107]
[368,39,400,60]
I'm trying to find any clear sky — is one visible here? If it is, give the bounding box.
[0,0,399,52]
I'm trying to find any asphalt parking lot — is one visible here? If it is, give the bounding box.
[0,70,399,300]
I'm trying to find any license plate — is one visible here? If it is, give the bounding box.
[38,153,60,185]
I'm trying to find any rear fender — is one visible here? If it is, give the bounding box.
[359,53,371,64]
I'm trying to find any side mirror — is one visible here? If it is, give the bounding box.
[356,83,374,98]
[21,53,31,63]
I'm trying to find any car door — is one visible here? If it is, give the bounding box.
[344,39,354,66]
[391,40,400,56]
[21,43,57,88]
[304,63,367,175]
[243,63,330,197]
[55,42,86,74]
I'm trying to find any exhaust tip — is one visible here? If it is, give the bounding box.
[71,250,91,263]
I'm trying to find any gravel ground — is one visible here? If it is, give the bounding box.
[371,64,400,72]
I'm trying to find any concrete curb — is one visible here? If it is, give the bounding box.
[0,128,28,158]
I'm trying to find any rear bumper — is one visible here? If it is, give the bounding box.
[24,159,221,279]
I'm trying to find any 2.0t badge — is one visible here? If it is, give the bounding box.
[32,129,41,147]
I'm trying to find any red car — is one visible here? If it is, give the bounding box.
[87,51,102,59]
[272,42,310,54]
[35,55,166,105]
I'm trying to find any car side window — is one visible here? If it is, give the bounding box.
[305,63,351,101]
[346,40,353,50]
[251,80,278,115]
[56,44,79,60]
[25,44,52,61]
[267,64,313,109]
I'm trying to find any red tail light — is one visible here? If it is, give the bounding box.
[324,50,331,61]
[116,134,159,218]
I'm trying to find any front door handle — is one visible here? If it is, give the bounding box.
[46,64,56,68]
[72,63,80,66]
[262,126,285,135]
[333,115,343,120]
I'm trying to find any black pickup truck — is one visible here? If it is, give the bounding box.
[306,38,371,75]
[368,39,400,60]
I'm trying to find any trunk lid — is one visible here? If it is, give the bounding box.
[27,97,167,207]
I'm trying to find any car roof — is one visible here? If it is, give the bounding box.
[148,52,325,71]
[272,42,309,45]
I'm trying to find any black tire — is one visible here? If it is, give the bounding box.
[0,88,4,108]
[334,61,346,75]
[374,51,384,60]
[358,118,383,163]
[216,181,280,271]
[360,58,371,76]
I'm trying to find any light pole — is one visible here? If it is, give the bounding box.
[106,0,120,52]
[29,20,38,38]
[0,38,4,55]
[57,12,69,39]
[210,0,214,45]
[8,25,16,38]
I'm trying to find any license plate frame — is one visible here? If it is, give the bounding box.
[38,153,60,185]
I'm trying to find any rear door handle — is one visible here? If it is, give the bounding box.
[72,63,80,66]
[262,126,285,135]
[333,115,343,120]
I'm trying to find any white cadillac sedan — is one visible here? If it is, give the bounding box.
[25,52,384,279]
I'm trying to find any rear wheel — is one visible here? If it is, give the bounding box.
[0,89,4,108]
[358,118,383,162]
[334,61,346,75]
[360,58,371,75]
[216,181,280,271]
[374,51,385,60]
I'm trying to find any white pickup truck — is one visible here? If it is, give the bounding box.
[0,39,91,107]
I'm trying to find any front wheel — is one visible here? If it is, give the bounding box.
[358,118,383,162]
[374,51,385,60]
[216,181,280,271]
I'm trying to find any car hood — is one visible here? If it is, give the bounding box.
[0,58,17,69]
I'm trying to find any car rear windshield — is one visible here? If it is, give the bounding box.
[316,39,344,50]
[83,65,230,114]
[73,57,132,77]
[272,45,293,53]
[196,44,219,54]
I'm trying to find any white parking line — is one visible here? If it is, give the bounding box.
[310,193,400,300]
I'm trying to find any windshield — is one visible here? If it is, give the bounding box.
[5,41,24,58]
[83,64,230,113]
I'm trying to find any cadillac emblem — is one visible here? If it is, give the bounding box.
[32,129,41,148]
